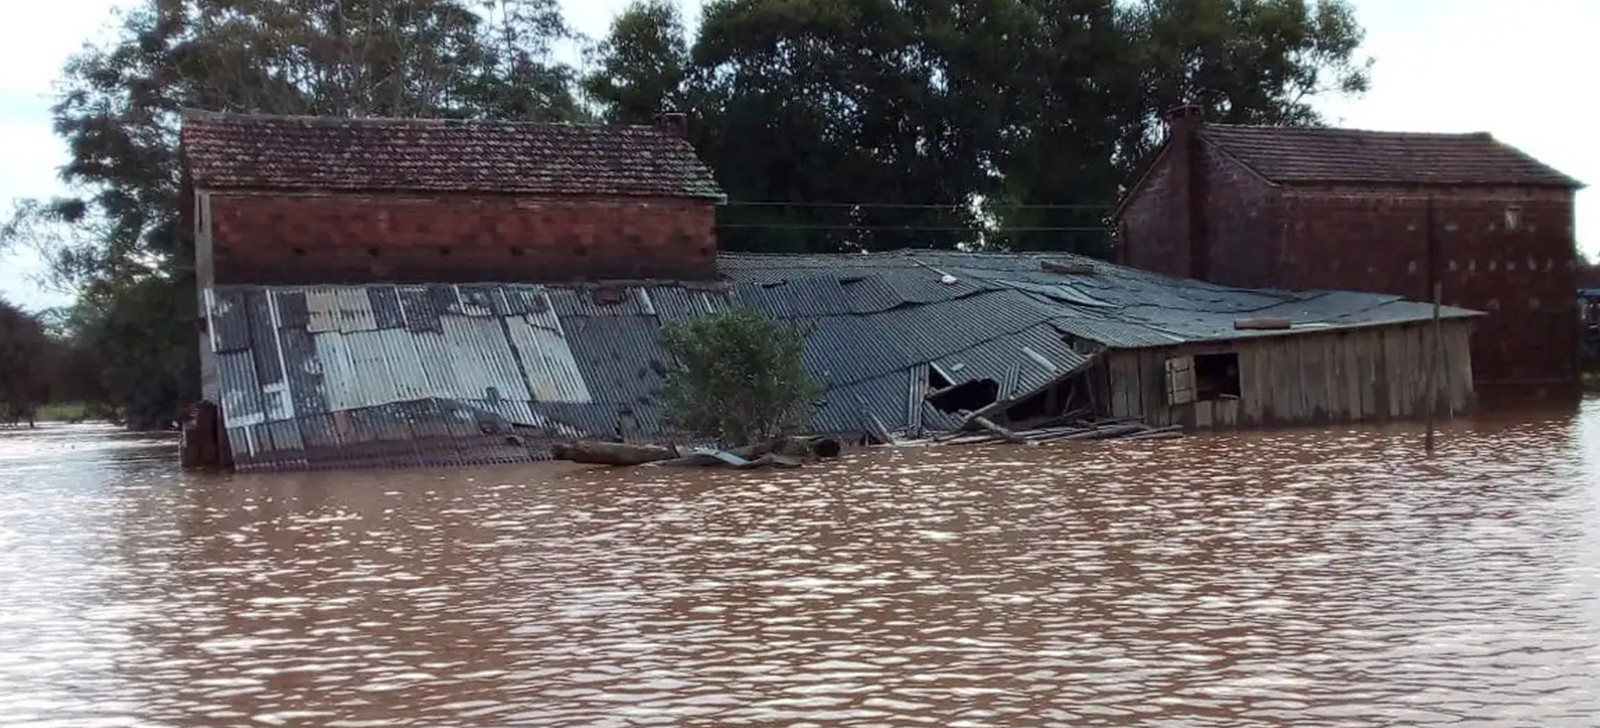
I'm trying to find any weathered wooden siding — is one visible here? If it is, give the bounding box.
[1100,321,1475,429]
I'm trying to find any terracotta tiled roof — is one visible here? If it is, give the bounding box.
[1201,124,1582,188]
[180,110,726,199]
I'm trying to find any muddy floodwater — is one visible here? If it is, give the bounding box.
[2,403,1599,727]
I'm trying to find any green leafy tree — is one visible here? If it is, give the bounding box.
[658,308,820,446]
[0,299,50,426]
[584,0,1370,255]
[581,0,689,124]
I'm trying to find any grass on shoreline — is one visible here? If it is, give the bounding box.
[33,402,92,423]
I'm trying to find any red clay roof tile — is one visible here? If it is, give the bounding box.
[1201,124,1582,188]
[180,110,726,199]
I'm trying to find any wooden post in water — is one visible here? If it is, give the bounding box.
[1424,198,1442,456]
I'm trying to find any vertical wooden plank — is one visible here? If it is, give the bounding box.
[1283,338,1303,424]
[1111,355,1133,418]
[1384,328,1402,418]
[1306,334,1326,423]
[1324,334,1340,423]
[1217,398,1239,427]
[1238,342,1260,425]
[1344,332,1356,419]
[1147,350,1168,425]
[1194,400,1214,429]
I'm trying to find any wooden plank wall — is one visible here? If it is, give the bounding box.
[1102,321,1475,429]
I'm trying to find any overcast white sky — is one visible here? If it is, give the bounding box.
[2,0,1595,311]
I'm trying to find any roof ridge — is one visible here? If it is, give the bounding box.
[1202,122,1494,139]
[180,108,661,134]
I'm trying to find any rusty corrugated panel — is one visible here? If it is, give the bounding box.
[549,286,645,317]
[374,328,430,402]
[369,285,405,329]
[335,287,377,332]
[273,289,310,329]
[562,315,670,406]
[344,330,399,407]
[244,289,284,385]
[217,350,266,427]
[397,285,441,333]
[648,286,730,322]
[209,288,253,353]
[439,316,498,401]
[428,284,462,316]
[305,288,341,333]
[504,314,592,404]
[413,330,464,402]
[469,317,531,401]
[313,331,364,411]
[440,315,530,402]
[278,327,328,416]
[458,284,504,316]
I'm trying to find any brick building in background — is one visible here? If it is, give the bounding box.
[1115,106,1585,397]
[180,110,725,286]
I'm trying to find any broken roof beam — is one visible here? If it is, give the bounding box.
[1234,317,1293,330]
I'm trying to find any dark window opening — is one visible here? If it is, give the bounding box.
[438,246,453,256]
[509,246,525,257]
[291,246,306,257]
[926,378,998,414]
[575,245,589,258]
[1194,353,1241,400]
[366,246,380,257]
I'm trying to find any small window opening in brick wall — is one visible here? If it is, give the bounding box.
[291,246,306,256]
[509,246,525,257]
[439,246,453,256]
[1505,205,1523,231]
[367,246,380,257]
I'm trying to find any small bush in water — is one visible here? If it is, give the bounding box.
[658,307,819,446]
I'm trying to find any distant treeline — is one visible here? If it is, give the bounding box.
[0,0,1370,428]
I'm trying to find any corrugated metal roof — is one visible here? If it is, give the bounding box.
[207,251,1476,472]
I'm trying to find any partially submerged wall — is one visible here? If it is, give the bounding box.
[1087,322,1476,429]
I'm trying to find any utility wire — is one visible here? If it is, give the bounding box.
[717,223,1110,232]
[722,200,1113,211]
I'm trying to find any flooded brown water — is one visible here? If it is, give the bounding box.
[2,402,1599,727]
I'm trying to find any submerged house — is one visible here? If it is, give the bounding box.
[1115,106,1583,398]
[181,111,1480,472]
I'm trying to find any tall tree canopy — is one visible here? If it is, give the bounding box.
[586,0,1370,254]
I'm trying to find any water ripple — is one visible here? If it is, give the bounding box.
[0,403,1598,727]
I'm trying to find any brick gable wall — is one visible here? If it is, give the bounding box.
[205,192,717,285]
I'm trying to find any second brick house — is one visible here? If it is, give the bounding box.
[1115,106,1585,398]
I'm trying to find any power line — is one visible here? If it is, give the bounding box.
[716,223,1111,232]
[720,201,1114,211]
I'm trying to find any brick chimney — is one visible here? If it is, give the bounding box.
[655,111,687,138]
[1165,104,1210,281]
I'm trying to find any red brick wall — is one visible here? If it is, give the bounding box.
[1118,140,1277,283]
[1117,146,1190,277]
[1263,185,1578,390]
[1117,136,1580,391]
[1199,143,1277,288]
[205,192,717,285]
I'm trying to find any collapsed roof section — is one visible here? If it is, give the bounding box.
[204,250,1478,471]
